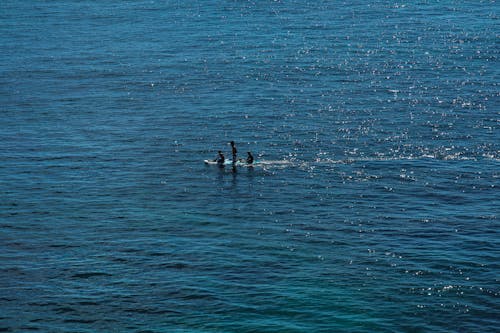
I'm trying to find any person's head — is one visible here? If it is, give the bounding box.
[218,150,223,155]
[230,141,235,146]
[247,151,252,156]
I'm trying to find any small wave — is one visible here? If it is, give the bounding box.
[77,301,99,306]
[55,306,77,314]
[157,262,189,269]
[124,307,182,315]
[71,272,112,279]
[63,318,96,324]
[48,244,79,249]
[147,252,168,257]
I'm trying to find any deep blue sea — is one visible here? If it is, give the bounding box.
[1,1,499,332]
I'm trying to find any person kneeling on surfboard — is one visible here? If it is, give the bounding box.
[246,152,254,165]
[214,151,225,166]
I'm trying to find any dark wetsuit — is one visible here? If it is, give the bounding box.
[246,153,254,164]
[231,146,237,163]
[216,153,225,166]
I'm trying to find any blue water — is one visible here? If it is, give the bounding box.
[1,1,498,332]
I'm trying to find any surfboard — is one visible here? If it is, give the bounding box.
[204,159,254,167]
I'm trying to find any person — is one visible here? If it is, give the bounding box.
[230,141,237,164]
[246,152,254,165]
[214,151,225,166]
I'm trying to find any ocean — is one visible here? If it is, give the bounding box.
[0,1,498,332]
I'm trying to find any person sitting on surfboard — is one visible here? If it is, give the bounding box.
[214,151,225,166]
[246,152,254,165]
[230,141,237,164]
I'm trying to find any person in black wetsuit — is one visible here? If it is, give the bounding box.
[215,151,225,166]
[230,141,237,164]
[246,152,254,165]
